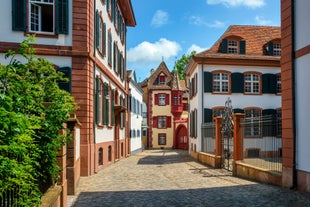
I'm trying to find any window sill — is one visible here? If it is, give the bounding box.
[25,32,59,39]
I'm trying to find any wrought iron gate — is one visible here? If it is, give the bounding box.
[221,98,234,171]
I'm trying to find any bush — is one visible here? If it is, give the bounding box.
[0,36,77,206]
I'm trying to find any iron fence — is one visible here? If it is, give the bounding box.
[241,115,282,174]
[201,122,216,154]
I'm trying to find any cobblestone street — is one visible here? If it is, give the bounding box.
[69,150,310,207]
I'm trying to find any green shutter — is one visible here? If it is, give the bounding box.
[57,67,71,93]
[268,41,274,56]
[204,108,212,123]
[221,39,228,53]
[113,42,116,71]
[111,89,115,125]
[95,76,100,125]
[240,40,246,54]
[56,0,69,34]
[95,10,100,48]
[112,0,116,23]
[231,73,244,93]
[262,74,277,94]
[103,23,106,56]
[12,0,26,31]
[203,72,212,92]
[104,83,109,125]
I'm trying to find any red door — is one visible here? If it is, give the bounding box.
[176,125,188,149]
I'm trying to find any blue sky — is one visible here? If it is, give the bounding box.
[126,0,280,82]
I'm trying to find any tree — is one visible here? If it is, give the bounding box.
[173,51,196,80]
[0,36,77,206]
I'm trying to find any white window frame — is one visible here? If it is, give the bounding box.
[158,94,166,106]
[29,0,55,34]
[276,74,281,94]
[228,40,238,54]
[158,116,167,129]
[245,74,260,94]
[213,73,229,93]
[273,43,281,56]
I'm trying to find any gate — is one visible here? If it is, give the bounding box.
[221,98,234,171]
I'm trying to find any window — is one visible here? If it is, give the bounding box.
[98,148,103,165]
[173,95,178,105]
[159,94,166,106]
[213,72,229,93]
[228,40,238,54]
[245,73,260,94]
[158,116,167,128]
[159,75,165,85]
[245,108,261,137]
[276,74,281,94]
[95,76,105,125]
[273,43,281,56]
[29,0,54,33]
[158,134,166,145]
[108,31,112,65]
[108,146,112,161]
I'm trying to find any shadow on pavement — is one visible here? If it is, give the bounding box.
[72,185,310,207]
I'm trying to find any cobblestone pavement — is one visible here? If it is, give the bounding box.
[68,150,310,207]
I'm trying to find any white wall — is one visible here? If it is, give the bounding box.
[129,80,143,153]
[0,0,72,46]
[295,0,310,50]
[295,54,310,172]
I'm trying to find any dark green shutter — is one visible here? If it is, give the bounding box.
[231,73,244,93]
[106,0,110,13]
[12,0,26,31]
[262,74,277,94]
[268,41,274,56]
[56,0,69,34]
[221,39,228,53]
[240,40,246,54]
[103,23,106,56]
[112,0,116,23]
[104,83,109,125]
[233,108,244,114]
[203,72,212,92]
[118,50,121,75]
[95,76,100,125]
[111,89,115,125]
[262,109,276,136]
[57,67,71,93]
[204,108,212,123]
[113,42,116,71]
[95,10,100,48]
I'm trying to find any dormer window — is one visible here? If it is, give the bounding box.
[159,75,165,85]
[221,38,246,54]
[263,41,281,56]
[228,40,238,54]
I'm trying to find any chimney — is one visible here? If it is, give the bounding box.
[150,68,154,75]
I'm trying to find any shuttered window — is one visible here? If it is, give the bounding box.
[231,73,244,93]
[204,72,212,92]
[57,67,71,93]
[262,74,277,94]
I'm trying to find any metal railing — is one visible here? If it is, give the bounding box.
[201,122,216,154]
[241,115,282,174]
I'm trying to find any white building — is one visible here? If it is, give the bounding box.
[128,70,143,155]
[185,25,281,155]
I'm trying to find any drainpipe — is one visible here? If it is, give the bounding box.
[93,0,97,173]
[291,0,297,189]
[201,64,204,152]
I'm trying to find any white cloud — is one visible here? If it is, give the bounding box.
[206,0,265,8]
[187,44,208,54]
[151,10,169,28]
[189,16,225,28]
[255,15,272,25]
[127,38,181,63]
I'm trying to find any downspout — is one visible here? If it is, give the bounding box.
[93,0,97,173]
[291,0,297,189]
[201,64,204,152]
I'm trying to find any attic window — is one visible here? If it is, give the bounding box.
[221,39,246,54]
[228,40,238,54]
[264,41,281,56]
[159,75,165,85]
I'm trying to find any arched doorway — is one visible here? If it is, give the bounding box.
[175,125,188,150]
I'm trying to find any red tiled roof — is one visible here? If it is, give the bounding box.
[197,25,281,57]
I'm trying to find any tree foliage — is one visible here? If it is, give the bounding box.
[0,36,77,206]
[173,51,196,80]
